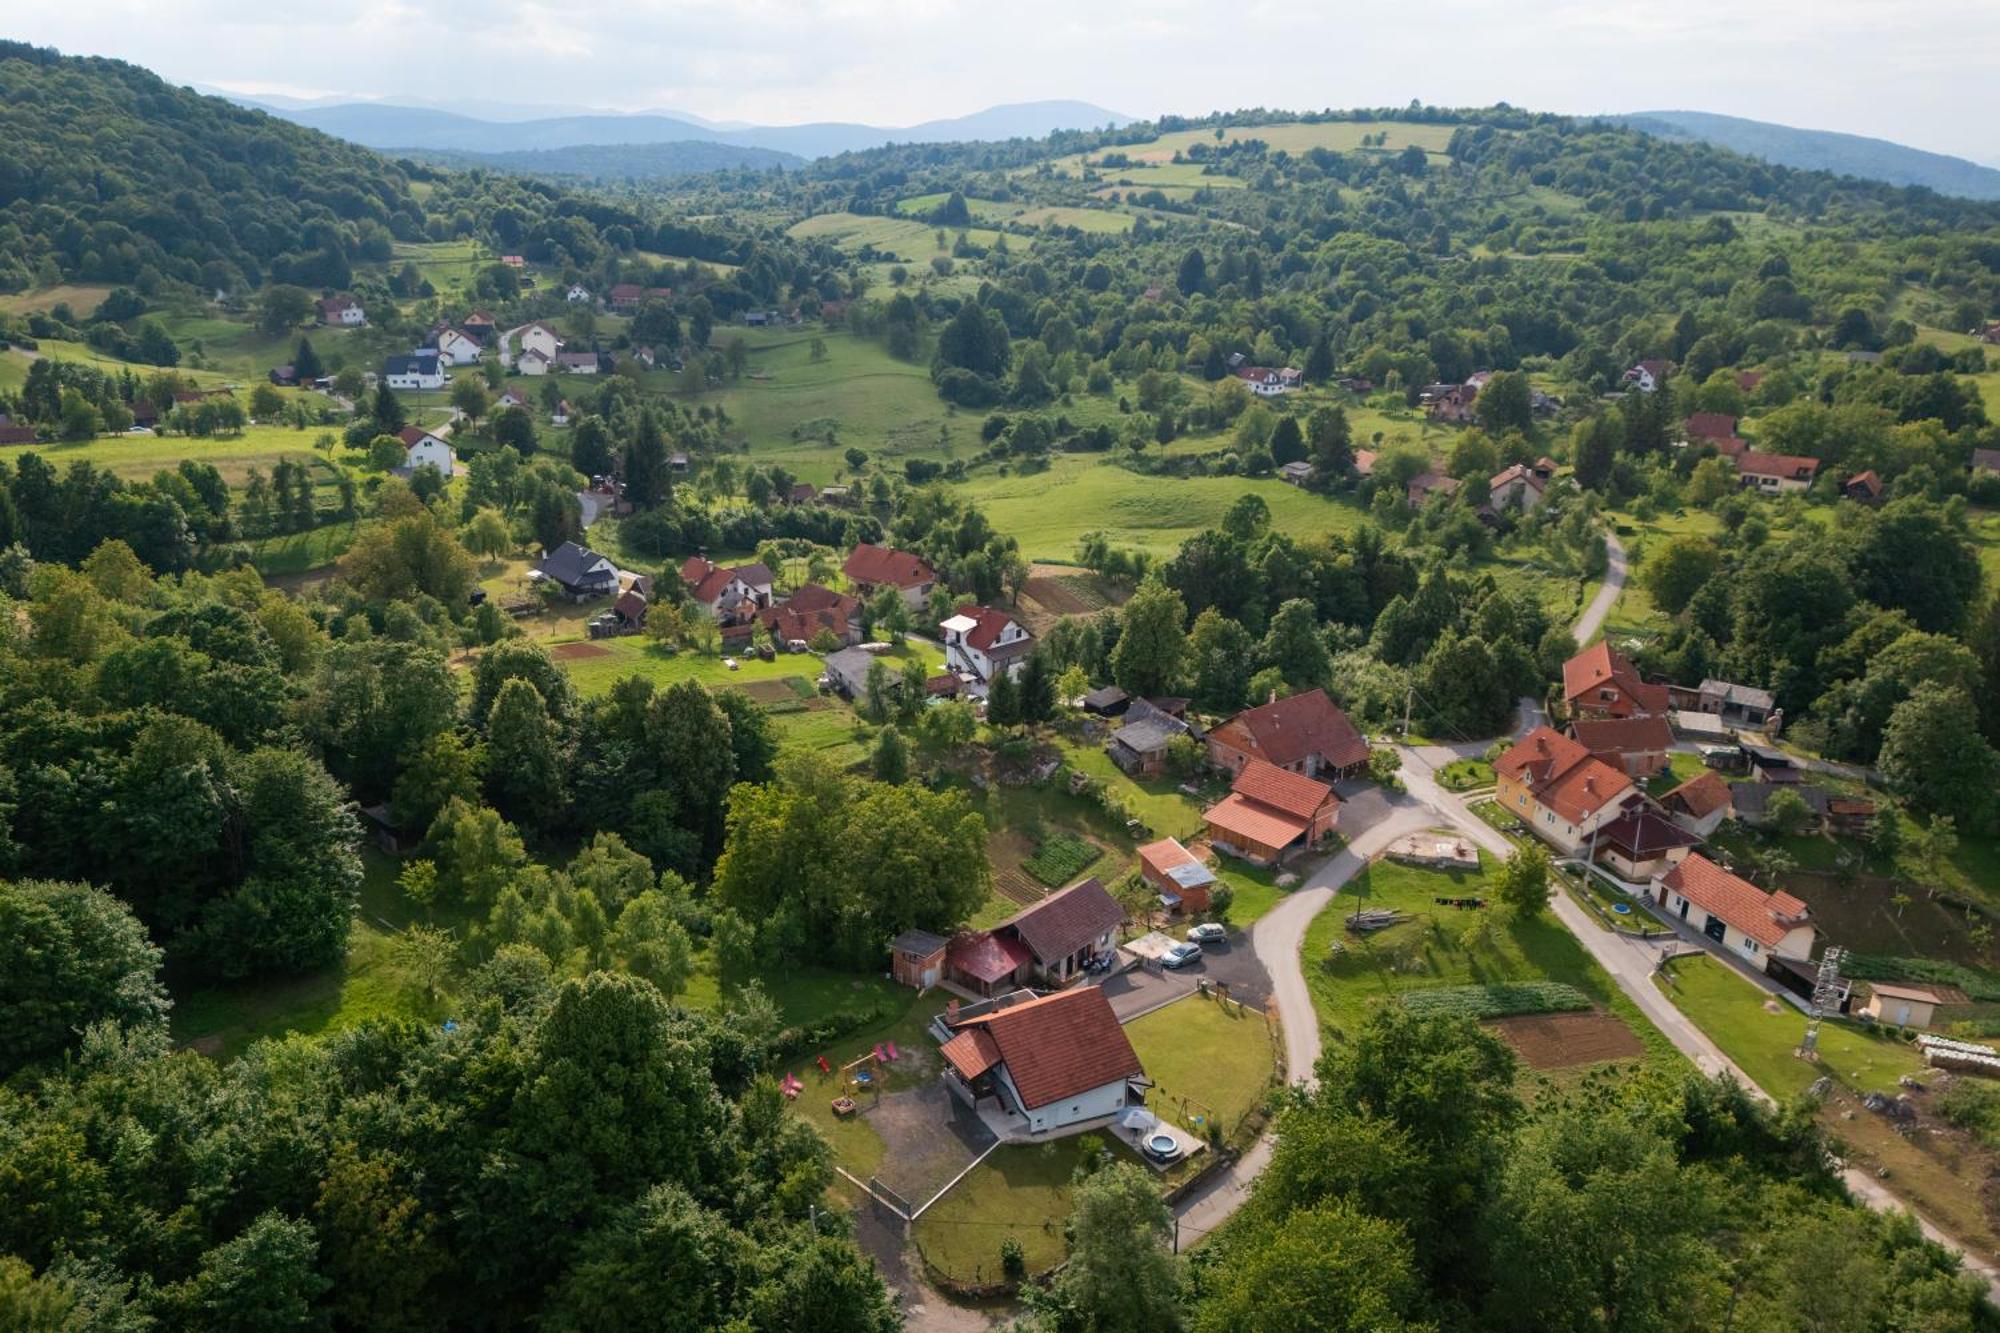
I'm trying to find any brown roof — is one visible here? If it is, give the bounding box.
[1489,463,1546,493]
[1737,451,1820,481]
[1662,771,1733,820]
[998,879,1123,967]
[947,930,1032,984]
[1496,726,1634,824]
[1137,838,1201,879]
[1684,412,1738,442]
[940,1027,1003,1080]
[1209,688,1369,772]
[843,543,934,589]
[1597,809,1699,858]
[1661,854,1809,948]
[1867,981,1964,1005]
[1844,470,1882,495]
[1570,715,1675,758]
[1204,793,1309,850]
[953,986,1143,1110]
[1229,758,1337,822]
[1562,642,1671,713]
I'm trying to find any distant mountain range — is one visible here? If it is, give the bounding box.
[1612,111,2000,201]
[227,96,1132,161]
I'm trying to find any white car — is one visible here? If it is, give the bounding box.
[1187,923,1228,945]
[1161,941,1203,969]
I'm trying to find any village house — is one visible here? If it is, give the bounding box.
[941,605,1034,683]
[383,351,444,391]
[565,283,592,303]
[842,543,936,612]
[497,388,531,412]
[1234,365,1297,397]
[1352,448,1378,477]
[1569,714,1674,777]
[397,426,456,478]
[1737,450,1820,494]
[518,348,552,376]
[821,646,882,700]
[1136,838,1217,915]
[1682,412,1738,446]
[267,365,298,388]
[1622,359,1671,393]
[318,294,365,326]
[555,351,604,375]
[1495,726,1637,855]
[534,540,619,601]
[1278,460,1314,486]
[1593,808,1699,881]
[1407,470,1461,507]
[680,555,775,620]
[1203,759,1340,866]
[502,322,562,370]
[786,481,818,506]
[1207,687,1370,782]
[1978,321,2000,346]
[1487,462,1546,514]
[610,587,648,631]
[0,420,36,445]
[1688,678,1776,729]
[431,326,483,366]
[761,583,862,648]
[946,879,1126,996]
[1656,854,1816,964]
[1563,642,1670,720]
[1106,698,1192,777]
[1660,770,1735,839]
[1422,382,1478,425]
[939,985,1145,1136]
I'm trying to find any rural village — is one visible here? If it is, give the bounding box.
[8,34,2000,1331]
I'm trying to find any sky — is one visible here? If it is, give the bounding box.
[14,0,2000,166]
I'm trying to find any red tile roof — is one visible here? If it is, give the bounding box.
[1489,463,1546,493]
[1230,758,1337,822]
[1204,792,1309,851]
[953,987,1143,1110]
[1209,688,1369,773]
[1137,838,1201,879]
[1570,715,1675,758]
[999,879,1123,966]
[1496,726,1635,824]
[1683,412,1738,442]
[953,604,1025,654]
[842,543,934,589]
[1662,771,1733,820]
[1562,642,1671,714]
[947,930,1032,984]
[939,1027,1003,1080]
[1661,854,1810,948]
[1736,451,1820,481]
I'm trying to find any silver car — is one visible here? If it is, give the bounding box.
[1161,941,1203,969]
[1187,923,1227,945]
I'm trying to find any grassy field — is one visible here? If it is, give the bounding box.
[1303,855,1672,1072]
[1126,991,1278,1138]
[912,1132,1114,1283]
[894,193,1023,223]
[704,331,981,479]
[0,284,115,317]
[786,212,1013,260]
[0,419,338,483]
[1051,120,1460,182]
[1655,955,1921,1098]
[1013,206,1134,234]
[958,456,1365,561]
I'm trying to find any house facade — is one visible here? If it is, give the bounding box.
[1737,451,1819,493]
[1487,463,1546,514]
[434,327,483,365]
[680,556,775,620]
[383,352,444,391]
[534,541,618,601]
[1203,759,1340,866]
[503,322,562,369]
[1495,726,1636,855]
[1661,771,1734,839]
[398,427,456,478]
[1657,854,1815,964]
[1563,642,1670,720]
[941,606,1034,682]
[1136,838,1216,915]
[319,295,365,326]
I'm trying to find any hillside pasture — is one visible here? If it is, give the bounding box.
[0,284,115,317]
[0,420,336,483]
[785,212,1013,260]
[893,193,1022,222]
[1013,205,1134,233]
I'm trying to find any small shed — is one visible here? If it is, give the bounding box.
[1082,685,1130,717]
[358,803,416,855]
[889,929,948,990]
[1859,981,1962,1031]
[1136,838,1217,914]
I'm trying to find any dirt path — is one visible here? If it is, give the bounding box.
[1573,528,1627,645]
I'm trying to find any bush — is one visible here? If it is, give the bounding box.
[999,1237,1026,1281]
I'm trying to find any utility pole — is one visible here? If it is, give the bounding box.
[1401,683,1414,739]
[1798,946,1846,1060]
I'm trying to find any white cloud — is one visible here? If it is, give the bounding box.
[13,0,1999,165]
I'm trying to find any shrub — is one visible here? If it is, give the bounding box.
[999,1237,1026,1281]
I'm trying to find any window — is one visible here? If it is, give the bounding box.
[1745,940,1759,954]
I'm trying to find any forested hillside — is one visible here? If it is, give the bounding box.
[1617,110,2000,202]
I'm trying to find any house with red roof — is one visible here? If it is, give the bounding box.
[946,878,1125,994]
[1657,854,1815,963]
[941,605,1034,683]
[1487,463,1547,514]
[1136,838,1217,915]
[1682,412,1738,445]
[1206,687,1370,782]
[1623,359,1672,393]
[939,986,1146,1135]
[1569,714,1675,777]
[679,555,775,620]
[759,583,862,648]
[1660,770,1735,839]
[1203,759,1339,866]
[1563,642,1670,720]
[1495,726,1638,855]
[397,426,456,478]
[1842,470,1884,503]
[1737,451,1820,494]
[842,543,936,612]
[318,294,365,326]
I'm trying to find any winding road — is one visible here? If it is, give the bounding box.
[1170,524,2000,1301]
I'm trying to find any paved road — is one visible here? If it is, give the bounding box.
[1573,526,1627,645]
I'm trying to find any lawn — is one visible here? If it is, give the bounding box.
[1654,954,1922,1098]
[1303,854,1672,1071]
[0,419,336,483]
[1642,750,1707,798]
[910,1132,1115,1284]
[0,284,115,317]
[777,996,950,1184]
[958,455,1365,562]
[1057,740,1210,843]
[1125,990,1278,1140]
[1437,758,1495,791]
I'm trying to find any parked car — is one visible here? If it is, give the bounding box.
[1161,942,1203,969]
[1187,923,1227,945]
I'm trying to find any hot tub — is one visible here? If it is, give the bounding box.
[1144,1131,1183,1162]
